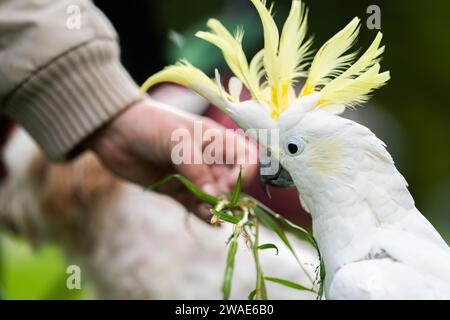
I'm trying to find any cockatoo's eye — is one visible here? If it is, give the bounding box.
[285,136,306,156]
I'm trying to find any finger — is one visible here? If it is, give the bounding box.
[223,132,259,188]
[210,164,232,193]
[239,160,259,186]
[195,202,214,222]
[175,146,221,197]
[171,189,212,223]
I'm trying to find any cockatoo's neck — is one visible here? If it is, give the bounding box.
[291,122,416,282]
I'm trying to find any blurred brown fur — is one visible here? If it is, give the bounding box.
[24,152,121,255]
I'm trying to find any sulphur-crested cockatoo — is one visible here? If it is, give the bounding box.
[142,0,450,299]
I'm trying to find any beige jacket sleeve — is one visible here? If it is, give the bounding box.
[0,0,142,160]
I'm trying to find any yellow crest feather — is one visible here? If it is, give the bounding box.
[301,17,360,96]
[251,0,312,118]
[196,20,260,99]
[278,0,312,83]
[250,0,280,88]
[140,60,224,101]
[318,32,390,109]
[141,0,390,120]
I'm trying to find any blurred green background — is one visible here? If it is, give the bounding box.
[0,235,89,299]
[1,0,449,299]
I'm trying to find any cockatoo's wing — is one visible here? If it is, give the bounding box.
[328,228,450,299]
[328,183,450,300]
[329,256,450,299]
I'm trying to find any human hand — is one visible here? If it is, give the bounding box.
[87,98,258,220]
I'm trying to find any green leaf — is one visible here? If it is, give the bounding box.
[320,258,326,281]
[222,239,238,300]
[318,257,326,299]
[257,243,279,255]
[252,206,315,285]
[248,289,256,300]
[230,168,242,207]
[211,209,242,224]
[245,195,316,248]
[253,207,293,255]
[265,277,315,293]
[147,174,219,205]
[251,201,324,297]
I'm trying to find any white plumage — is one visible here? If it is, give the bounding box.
[277,107,450,299]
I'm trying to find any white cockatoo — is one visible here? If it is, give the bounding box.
[142,0,450,299]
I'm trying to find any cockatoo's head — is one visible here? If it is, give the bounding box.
[142,0,390,198]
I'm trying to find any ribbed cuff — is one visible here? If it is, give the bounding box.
[4,40,142,161]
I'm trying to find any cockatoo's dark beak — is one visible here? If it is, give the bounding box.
[259,155,295,198]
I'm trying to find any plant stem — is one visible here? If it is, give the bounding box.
[250,218,268,300]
